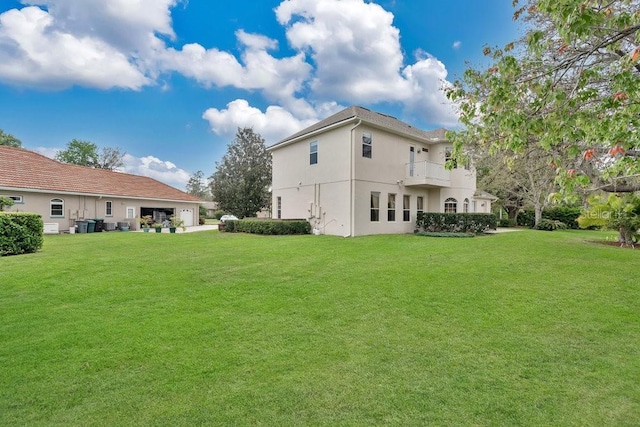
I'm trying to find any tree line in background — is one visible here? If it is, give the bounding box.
[447,0,639,231]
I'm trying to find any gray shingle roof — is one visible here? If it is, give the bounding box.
[270,105,448,149]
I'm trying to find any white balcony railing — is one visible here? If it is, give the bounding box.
[405,161,451,186]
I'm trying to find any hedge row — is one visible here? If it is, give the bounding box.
[0,212,44,256]
[223,219,311,235]
[416,212,496,233]
[516,207,582,229]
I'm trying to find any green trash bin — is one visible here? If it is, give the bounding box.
[87,220,96,233]
[76,220,88,233]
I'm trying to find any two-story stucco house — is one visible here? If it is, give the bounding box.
[268,106,496,237]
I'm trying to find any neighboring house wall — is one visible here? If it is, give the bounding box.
[1,190,199,232]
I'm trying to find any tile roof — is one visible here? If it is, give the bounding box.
[270,105,448,149]
[0,146,202,202]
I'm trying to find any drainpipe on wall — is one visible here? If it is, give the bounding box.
[348,119,362,237]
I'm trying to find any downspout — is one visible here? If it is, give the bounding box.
[348,119,362,237]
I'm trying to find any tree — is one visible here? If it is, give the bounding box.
[578,193,640,245]
[447,0,640,201]
[209,128,272,218]
[0,196,14,211]
[55,139,125,170]
[0,129,22,147]
[186,170,211,200]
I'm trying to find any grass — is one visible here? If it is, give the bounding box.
[1,229,638,426]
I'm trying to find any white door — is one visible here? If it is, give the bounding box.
[179,208,194,226]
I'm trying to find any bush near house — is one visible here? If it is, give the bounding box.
[0,212,44,256]
[224,219,311,235]
[517,207,582,228]
[417,212,496,234]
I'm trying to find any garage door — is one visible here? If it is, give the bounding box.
[179,209,194,227]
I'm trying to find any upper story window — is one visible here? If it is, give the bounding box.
[445,147,457,168]
[105,201,113,216]
[50,198,64,217]
[310,141,318,165]
[362,132,372,159]
[444,197,457,213]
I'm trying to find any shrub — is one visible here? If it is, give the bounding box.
[214,210,227,220]
[0,212,44,256]
[497,218,517,227]
[225,219,311,235]
[415,231,475,238]
[534,219,567,231]
[199,216,206,225]
[416,212,496,234]
[517,207,581,229]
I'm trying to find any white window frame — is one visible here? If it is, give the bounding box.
[370,192,380,222]
[463,198,469,213]
[417,196,424,217]
[310,141,318,165]
[403,195,410,222]
[50,198,64,218]
[126,206,136,219]
[2,195,23,204]
[387,193,396,222]
[444,197,457,213]
[362,132,372,159]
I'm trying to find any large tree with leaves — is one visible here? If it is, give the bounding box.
[186,170,211,200]
[209,128,272,218]
[447,0,640,202]
[55,139,125,170]
[0,129,22,147]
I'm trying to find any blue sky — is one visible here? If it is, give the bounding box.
[0,0,522,189]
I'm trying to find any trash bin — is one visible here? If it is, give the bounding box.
[76,220,88,233]
[92,218,104,232]
[87,220,96,233]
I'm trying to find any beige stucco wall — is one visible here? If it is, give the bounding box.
[1,190,199,232]
[270,123,480,236]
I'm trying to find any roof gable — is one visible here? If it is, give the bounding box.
[0,146,201,202]
[270,105,448,150]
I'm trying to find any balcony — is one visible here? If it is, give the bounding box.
[404,161,451,187]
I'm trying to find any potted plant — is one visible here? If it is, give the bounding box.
[139,215,153,232]
[169,215,185,233]
[152,222,163,233]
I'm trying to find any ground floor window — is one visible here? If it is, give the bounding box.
[417,196,424,217]
[388,193,396,221]
[403,195,410,222]
[463,198,469,213]
[105,201,113,216]
[2,195,23,204]
[444,197,457,213]
[126,206,136,219]
[371,192,380,222]
[276,196,282,219]
[50,198,64,217]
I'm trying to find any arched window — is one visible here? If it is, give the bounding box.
[50,198,64,217]
[463,198,469,213]
[444,197,457,213]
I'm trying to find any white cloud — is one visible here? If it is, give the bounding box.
[0,6,150,89]
[33,146,59,159]
[202,99,324,145]
[122,154,191,189]
[452,40,462,50]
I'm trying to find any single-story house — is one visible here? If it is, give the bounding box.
[0,146,202,233]
[268,105,496,236]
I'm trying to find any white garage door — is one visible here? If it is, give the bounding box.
[179,208,194,226]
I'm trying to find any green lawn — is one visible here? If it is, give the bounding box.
[1,230,638,426]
